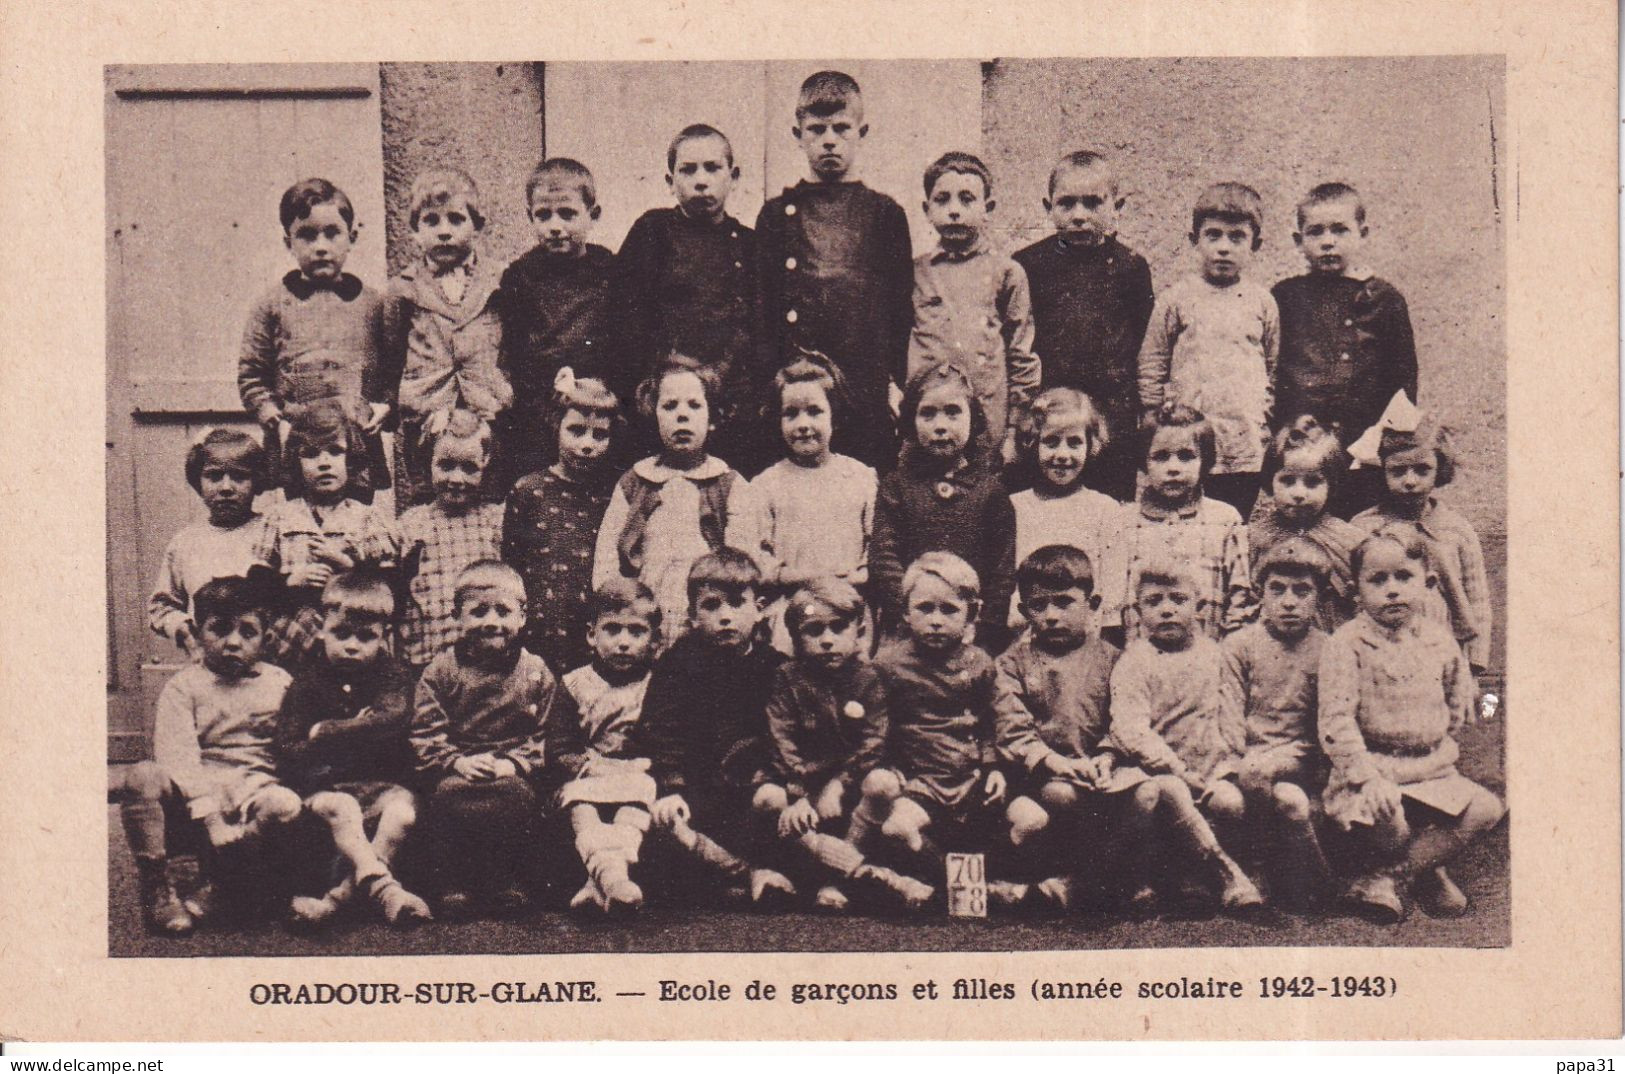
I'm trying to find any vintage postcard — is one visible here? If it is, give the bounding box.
[0,0,1617,1043]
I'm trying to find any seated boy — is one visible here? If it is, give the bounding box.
[557,579,662,914]
[116,570,302,934]
[756,578,934,910]
[274,570,430,926]
[1220,538,1334,904]
[410,561,585,919]
[993,544,1127,906]
[497,157,616,482]
[623,548,795,904]
[854,553,1008,894]
[908,151,1038,464]
[1107,560,1263,911]
[756,71,914,469]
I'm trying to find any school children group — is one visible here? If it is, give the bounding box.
[118,70,1504,939]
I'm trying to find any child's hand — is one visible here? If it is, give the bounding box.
[361,403,390,434]
[813,778,846,822]
[1367,777,1404,823]
[778,797,820,838]
[652,794,690,829]
[887,381,903,418]
[424,408,451,438]
[1000,430,1019,467]
[453,755,498,781]
[205,814,244,849]
[256,402,283,429]
[312,538,353,570]
[307,721,329,740]
[173,623,197,659]
[983,769,1008,805]
[488,758,519,780]
[287,560,334,589]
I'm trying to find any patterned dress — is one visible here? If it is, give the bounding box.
[392,501,505,668]
[503,467,613,676]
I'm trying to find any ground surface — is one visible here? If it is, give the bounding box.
[108,717,1507,958]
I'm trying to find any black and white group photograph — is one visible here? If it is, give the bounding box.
[103,55,1508,959]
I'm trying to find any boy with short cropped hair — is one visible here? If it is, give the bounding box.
[611,126,757,412]
[1138,182,1280,519]
[497,157,617,481]
[383,168,510,510]
[908,151,1039,463]
[1273,182,1418,516]
[239,178,394,495]
[117,571,303,934]
[410,561,585,919]
[1220,538,1334,903]
[624,548,796,904]
[275,570,430,927]
[756,70,914,469]
[1014,151,1155,501]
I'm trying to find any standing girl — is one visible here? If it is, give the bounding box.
[592,359,752,641]
[1006,388,1120,627]
[1352,415,1491,679]
[1248,417,1364,630]
[254,400,392,666]
[871,363,1016,653]
[741,352,877,653]
[503,372,623,676]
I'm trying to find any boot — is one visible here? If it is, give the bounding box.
[137,857,194,935]
[1208,849,1264,911]
[851,863,934,910]
[365,873,432,926]
[1415,866,1468,917]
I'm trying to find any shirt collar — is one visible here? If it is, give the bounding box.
[930,235,985,263]
[1138,494,1201,522]
[632,454,729,484]
[283,270,363,301]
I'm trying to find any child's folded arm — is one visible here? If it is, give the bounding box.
[1316,632,1381,786]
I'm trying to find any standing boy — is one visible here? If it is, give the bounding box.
[756,70,914,470]
[383,168,510,510]
[497,158,616,482]
[1014,151,1155,500]
[1138,182,1280,519]
[1272,183,1418,516]
[908,151,1039,464]
[610,124,757,466]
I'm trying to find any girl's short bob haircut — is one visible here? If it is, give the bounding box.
[1139,402,1217,478]
[634,355,723,428]
[1375,414,1457,488]
[185,428,270,496]
[1018,387,1109,463]
[901,550,981,604]
[545,371,623,451]
[1262,414,1349,497]
[281,399,372,501]
[783,576,867,643]
[897,362,989,453]
[771,348,852,426]
[1350,524,1431,580]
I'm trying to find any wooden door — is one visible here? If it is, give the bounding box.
[105,63,386,760]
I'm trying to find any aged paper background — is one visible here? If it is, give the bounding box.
[0,0,1617,1042]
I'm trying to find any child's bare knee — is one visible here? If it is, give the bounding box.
[307,790,360,825]
[752,783,790,814]
[1271,782,1311,823]
[1133,780,1166,814]
[612,805,651,832]
[255,786,304,826]
[121,760,167,802]
[1461,787,1507,834]
[1038,780,1079,810]
[377,789,418,829]
[1006,796,1049,843]
[861,768,901,800]
[1205,781,1245,821]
